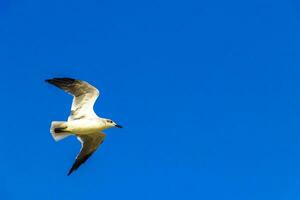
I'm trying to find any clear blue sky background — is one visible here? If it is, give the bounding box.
[0,0,300,199]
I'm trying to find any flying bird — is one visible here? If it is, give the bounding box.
[46,78,122,175]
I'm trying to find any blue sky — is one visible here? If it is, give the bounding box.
[1,0,300,199]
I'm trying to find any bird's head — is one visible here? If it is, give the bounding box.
[104,118,123,129]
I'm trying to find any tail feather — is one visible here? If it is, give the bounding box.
[50,121,71,141]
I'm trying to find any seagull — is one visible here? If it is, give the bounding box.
[45,78,122,175]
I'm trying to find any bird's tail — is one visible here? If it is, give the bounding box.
[50,121,71,141]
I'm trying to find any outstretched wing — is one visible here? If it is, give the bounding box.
[67,133,106,176]
[45,77,100,120]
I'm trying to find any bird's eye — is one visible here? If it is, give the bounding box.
[107,120,113,123]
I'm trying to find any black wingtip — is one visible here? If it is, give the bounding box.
[67,162,78,176]
[67,170,73,176]
[67,165,76,176]
[45,77,76,83]
[67,164,78,176]
[66,152,94,176]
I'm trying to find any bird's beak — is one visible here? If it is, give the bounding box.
[115,124,123,128]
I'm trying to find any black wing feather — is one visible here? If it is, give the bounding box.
[67,133,106,176]
[45,78,84,97]
[67,152,94,176]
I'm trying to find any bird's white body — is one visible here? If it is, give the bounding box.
[66,118,107,135]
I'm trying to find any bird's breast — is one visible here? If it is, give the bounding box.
[66,119,104,134]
